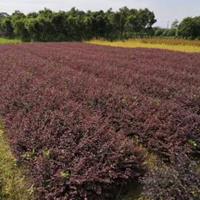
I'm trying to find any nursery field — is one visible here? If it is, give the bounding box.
[0,43,200,200]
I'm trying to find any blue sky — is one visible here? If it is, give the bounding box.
[1,0,200,27]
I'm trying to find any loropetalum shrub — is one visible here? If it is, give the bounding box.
[141,153,200,200]
[0,43,200,199]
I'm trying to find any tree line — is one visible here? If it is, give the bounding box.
[0,8,200,42]
[154,17,200,40]
[0,7,156,41]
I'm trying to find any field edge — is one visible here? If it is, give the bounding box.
[87,39,200,53]
[0,122,34,200]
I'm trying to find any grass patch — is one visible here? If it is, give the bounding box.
[0,122,34,200]
[0,38,21,45]
[87,39,200,53]
[120,139,159,200]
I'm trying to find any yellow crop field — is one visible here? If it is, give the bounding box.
[87,39,200,53]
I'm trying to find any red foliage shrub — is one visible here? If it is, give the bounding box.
[0,43,200,199]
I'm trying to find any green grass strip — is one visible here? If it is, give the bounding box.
[0,38,21,45]
[0,123,34,200]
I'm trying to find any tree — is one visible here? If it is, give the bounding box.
[0,7,157,41]
[0,12,9,18]
[136,9,156,36]
[13,18,30,41]
[26,18,40,41]
[171,19,179,37]
[0,17,14,37]
[51,12,68,41]
[179,17,196,39]
[171,19,179,29]
[11,10,25,19]
[154,27,166,37]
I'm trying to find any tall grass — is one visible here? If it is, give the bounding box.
[139,38,200,46]
[87,38,200,53]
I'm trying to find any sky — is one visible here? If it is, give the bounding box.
[1,0,200,27]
